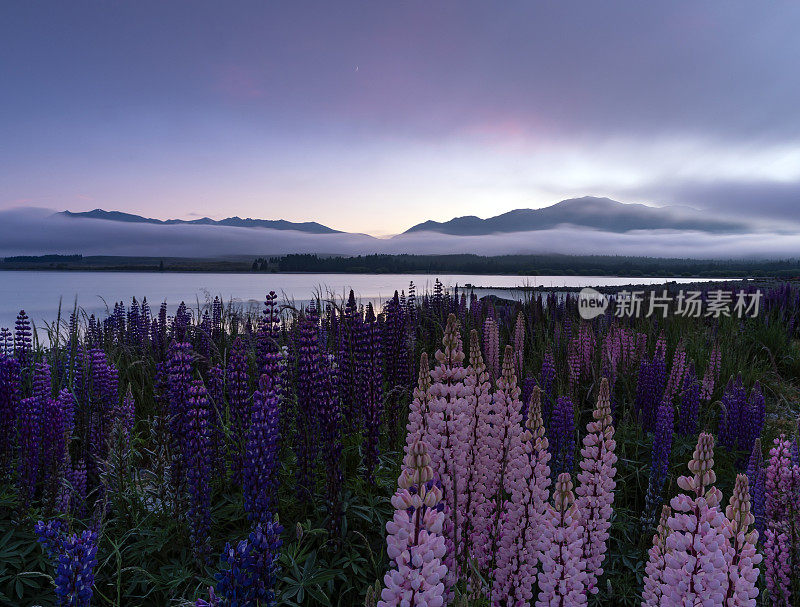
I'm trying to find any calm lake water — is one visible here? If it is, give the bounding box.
[0,271,722,331]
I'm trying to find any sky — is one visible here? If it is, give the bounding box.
[3,2,800,237]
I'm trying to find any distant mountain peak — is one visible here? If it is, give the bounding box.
[59,209,342,234]
[401,196,749,236]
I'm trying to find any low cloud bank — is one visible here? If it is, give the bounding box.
[1,207,797,260]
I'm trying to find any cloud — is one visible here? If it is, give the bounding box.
[1,207,799,260]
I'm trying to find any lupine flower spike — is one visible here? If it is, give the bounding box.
[379,441,448,607]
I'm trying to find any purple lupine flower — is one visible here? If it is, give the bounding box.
[635,350,667,432]
[243,374,280,525]
[359,303,383,483]
[211,296,223,342]
[643,401,674,527]
[35,520,99,607]
[33,360,52,402]
[185,380,213,559]
[719,374,747,452]
[14,310,32,366]
[214,520,283,607]
[677,363,700,436]
[257,292,283,380]
[226,337,250,473]
[337,290,360,431]
[319,358,342,535]
[41,394,69,500]
[746,438,766,539]
[173,302,191,342]
[78,348,119,482]
[293,305,323,501]
[0,354,20,473]
[383,291,411,444]
[58,459,88,519]
[17,395,42,502]
[539,348,556,422]
[549,396,576,479]
[55,530,99,607]
[520,374,537,422]
[166,341,194,497]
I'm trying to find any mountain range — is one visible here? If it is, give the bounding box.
[402,197,749,235]
[60,209,341,234]
[60,197,752,237]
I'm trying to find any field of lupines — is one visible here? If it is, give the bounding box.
[1,280,799,606]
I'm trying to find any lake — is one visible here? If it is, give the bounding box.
[0,271,725,331]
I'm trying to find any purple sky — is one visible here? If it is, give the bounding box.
[3,1,800,236]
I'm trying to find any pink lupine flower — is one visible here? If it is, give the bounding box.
[508,386,552,606]
[379,441,448,607]
[723,474,761,607]
[424,314,469,592]
[641,505,671,607]
[662,340,686,406]
[662,432,730,606]
[535,472,587,607]
[763,525,792,607]
[513,312,525,377]
[575,378,617,594]
[490,347,529,605]
[701,341,722,402]
[405,353,432,455]
[458,330,493,574]
[763,435,799,607]
[483,317,500,383]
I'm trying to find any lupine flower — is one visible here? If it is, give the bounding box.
[662,340,686,406]
[535,472,587,606]
[226,337,250,472]
[0,354,20,473]
[243,374,280,525]
[424,314,468,590]
[293,305,323,500]
[635,350,667,432]
[701,341,722,402]
[17,395,42,503]
[379,441,448,607]
[513,312,525,377]
[488,347,528,604]
[185,380,213,559]
[763,525,792,607]
[460,331,494,573]
[166,341,193,496]
[643,401,674,528]
[745,439,766,538]
[383,291,411,444]
[724,474,762,606]
[337,290,360,431]
[14,309,32,366]
[763,435,799,606]
[677,362,700,436]
[35,521,99,607]
[319,357,343,536]
[405,353,432,455]
[506,386,552,607]
[360,303,383,483]
[483,316,499,383]
[549,396,575,479]
[575,378,617,594]
[213,519,283,607]
[539,348,556,423]
[662,432,730,605]
[641,505,671,607]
